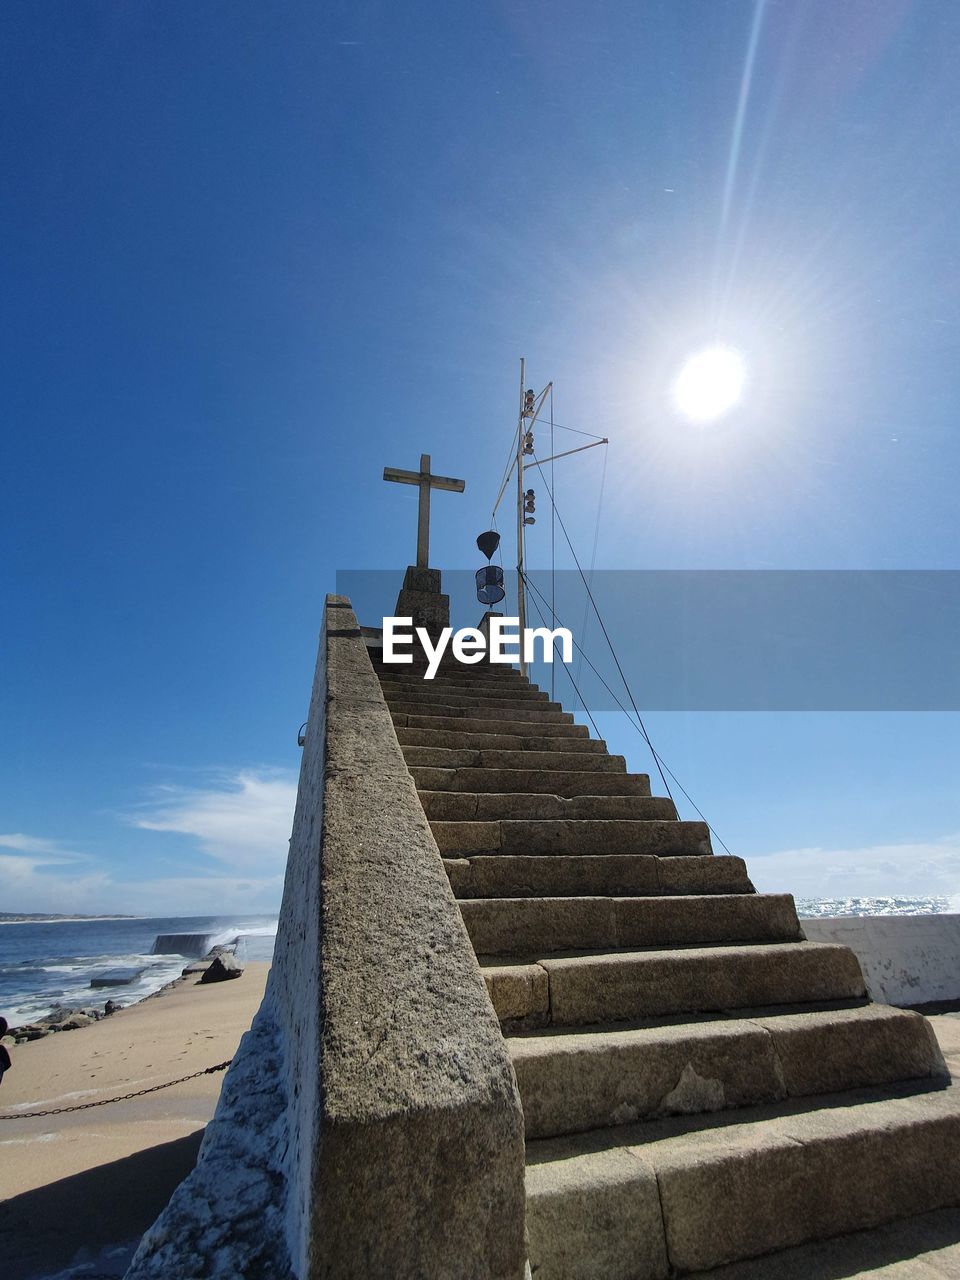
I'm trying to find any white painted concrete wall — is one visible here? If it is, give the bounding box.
[802,915,960,1006]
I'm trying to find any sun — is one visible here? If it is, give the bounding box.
[672,346,747,422]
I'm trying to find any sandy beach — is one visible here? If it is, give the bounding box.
[0,961,270,1280]
[2,979,958,1280]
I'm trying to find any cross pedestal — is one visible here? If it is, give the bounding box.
[394,565,450,638]
[383,454,465,637]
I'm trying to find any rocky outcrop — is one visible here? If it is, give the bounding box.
[200,953,244,983]
[10,1004,107,1044]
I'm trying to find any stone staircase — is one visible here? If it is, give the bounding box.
[370,648,960,1278]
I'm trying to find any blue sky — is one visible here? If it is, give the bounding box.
[2,0,959,914]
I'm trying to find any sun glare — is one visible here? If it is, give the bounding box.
[672,346,747,422]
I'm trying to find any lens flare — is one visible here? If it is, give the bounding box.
[672,346,747,422]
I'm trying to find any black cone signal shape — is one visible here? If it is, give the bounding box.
[476,530,501,561]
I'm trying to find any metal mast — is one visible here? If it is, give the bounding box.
[491,360,607,678]
[516,359,528,674]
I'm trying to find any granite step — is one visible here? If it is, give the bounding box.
[384,685,554,709]
[524,1078,960,1277]
[683,1206,960,1280]
[401,746,628,772]
[384,686,547,706]
[511,1003,946,1140]
[376,668,531,689]
[481,942,866,1028]
[393,714,590,739]
[411,766,650,795]
[388,702,575,725]
[421,792,676,822]
[444,854,754,900]
[396,727,608,753]
[459,893,799,956]
[431,817,710,857]
[371,654,523,675]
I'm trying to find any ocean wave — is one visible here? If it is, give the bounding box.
[796,895,952,918]
[0,916,278,1027]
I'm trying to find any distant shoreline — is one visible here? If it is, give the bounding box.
[0,916,144,925]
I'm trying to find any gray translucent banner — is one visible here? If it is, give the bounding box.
[335,570,960,711]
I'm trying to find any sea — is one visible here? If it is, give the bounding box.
[0,914,279,1028]
[1,898,957,1029]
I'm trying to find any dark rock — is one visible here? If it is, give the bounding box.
[103,999,120,1015]
[60,1013,96,1030]
[200,953,244,983]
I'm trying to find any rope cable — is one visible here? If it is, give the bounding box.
[573,442,607,710]
[519,569,733,854]
[543,418,606,440]
[550,385,556,700]
[521,569,602,740]
[525,444,676,797]
[520,567,672,799]
[489,395,730,855]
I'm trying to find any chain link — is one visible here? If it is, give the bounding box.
[0,1059,233,1119]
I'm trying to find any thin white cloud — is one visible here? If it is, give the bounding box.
[0,852,113,913]
[1,769,296,915]
[125,769,297,872]
[750,834,960,900]
[113,872,286,916]
[0,853,284,917]
[0,833,84,859]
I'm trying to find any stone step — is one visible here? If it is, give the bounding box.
[382,678,541,699]
[370,654,523,676]
[460,893,799,957]
[376,668,531,689]
[444,854,754,900]
[524,1078,960,1277]
[481,942,866,1028]
[388,702,574,725]
[401,746,628,772]
[396,727,608,754]
[421,792,676,821]
[683,1206,960,1280]
[384,685,554,709]
[393,713,590,739]
[431,817,710,857]
[411,766,650,795]
[511,1003,946,1141]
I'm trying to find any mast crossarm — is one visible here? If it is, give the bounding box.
[491,380,555,519]
[491,454,518,519]
[523,438,608,469]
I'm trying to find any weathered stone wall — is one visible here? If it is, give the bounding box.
[126,596,526,1280]
[302,596,526,1277]
[802,914,960,1006]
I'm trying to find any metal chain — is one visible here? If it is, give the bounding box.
[0,1059,232,1119]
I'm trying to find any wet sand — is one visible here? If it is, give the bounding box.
[0,961,270,1280]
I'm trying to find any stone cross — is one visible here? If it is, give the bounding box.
[383,453,465,568]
